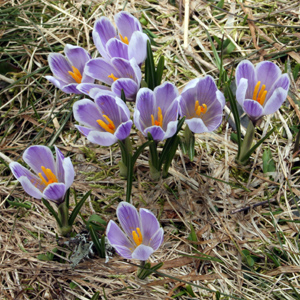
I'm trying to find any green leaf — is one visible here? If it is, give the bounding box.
[244,127,276,162]
[90,291,100,300]
[162,135,180,178]
[68,190,92,226]
[262,147,276,173]
[89,225,106,258]
[145,40,156,90]
[42,198,62,228]
[185,284,196,297]
[293,63,300,81]
[155,56,165,86]
[7,199,31,209]
[69,281,78,289]
[187,223,198,243]
[86,214,107,231]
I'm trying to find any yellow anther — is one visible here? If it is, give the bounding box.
[38,166,58,186]
[108,73,119,82]
[97,115,116,134]
[151,107,163,127]
[119,33,129,45]
[132,227,143,246]
[195,101,207,116]
[252,81,268,105]
[68,66,82,83]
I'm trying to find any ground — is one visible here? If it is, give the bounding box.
[1,0,300,299]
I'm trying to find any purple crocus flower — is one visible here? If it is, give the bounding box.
[73,94,133,146]
[9,146,75,204]
[93,11,149,65]
[78,57,141,101]
[106,202,164,261]
[178,76,225,133]
[134,82,179,141]
[235,60,290,122]
[45,44,95,94]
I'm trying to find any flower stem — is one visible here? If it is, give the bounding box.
[57,201,72,236]
[236,120,255,165]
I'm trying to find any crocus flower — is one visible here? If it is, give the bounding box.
[73,93,133,146]
[93,11,149,65]
[178,76,225,133]
[106,202,163,261]
[45,44,95,94]
[9,146,75,204]
[78,57,141,101]
[235,60,290,122]
[134,82,179,141]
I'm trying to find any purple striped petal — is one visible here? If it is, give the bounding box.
[63,157,75,190]
[93,17,116,60]
[162,120,178,140]
[85,58,118,85]
[61,83,82,94]
[114,11,142,41]
[10,162,45,193]
[106,39,129,60]
[48,53,73,83]
[134,88,155,130]
[111,58,137,80]
[23,145,56,176]
[43,183,66,204]
[154,82,179,116]
[106,220,133,256]
[132,244,154,261]
[149,228,164,251]
[263,87,288,116]
[161,100,179,130]
[268,73,290,99]
[128,31,148,65]
[236,78,248,106]
[235,60,255,99]
[89,87,115,99]
[75,125,93,137]
[55,146,65,183]
[76,83,110,95]
[186,117,210,134]
[111,78,139,101]
[255,61,281,92]
[115,120,133,141]
[243,99,263,121]
[116,202,141,240]
[64,44,91,74]
[144,126,165,141]
[87,130,118,146]
[45,76,65,90]
[73,99,102,130]
[18,176,44,199]
[140,208,160,246]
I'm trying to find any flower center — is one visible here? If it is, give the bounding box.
[195,101,207,117]
[97,115,116,134]
[108,73,119,82]
[119,33,129,45]
[132,227,143,246]
[38,166,58,186]
[68,66,82,84]
[252,81,268,105]
[151,107,163,127]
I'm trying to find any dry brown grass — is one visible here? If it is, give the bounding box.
[1,0,300,299]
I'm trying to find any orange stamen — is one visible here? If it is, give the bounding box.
[151,107,163,127]
[108,73,119,81]
[194,101,207,116]
[119,33,129,45]
[253,81,268,105]
[38,166,58,186]
[132,227,143,246]
[68,66,82,83]
[97,115,116,134]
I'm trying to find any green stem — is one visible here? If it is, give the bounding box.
[236,120,255,165]
[184,125,195,161]
[57,201,72,236]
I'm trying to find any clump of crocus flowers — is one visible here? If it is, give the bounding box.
[8,9,290,279]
